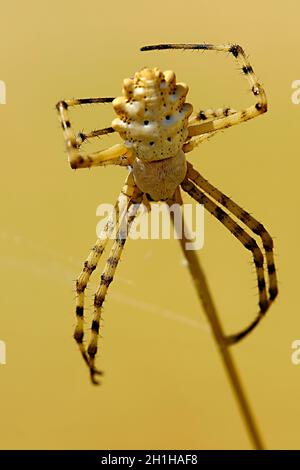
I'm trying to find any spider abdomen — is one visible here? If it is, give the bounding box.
[112,67,193,163]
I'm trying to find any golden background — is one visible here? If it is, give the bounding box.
[0,0,299,450]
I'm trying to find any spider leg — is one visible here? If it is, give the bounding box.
[74,189,129,372]
[183,131,219,153]
[141,43,267,138]
[56,98,133,169]
[75,127,115,146]
[181,176,273,345]
[188,107,237,126]
[87,173,143,384]
[186,162,278,305]
[184,108,236,152]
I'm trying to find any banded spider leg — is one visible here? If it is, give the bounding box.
[56,97,132,169]
[74,172,143,384]
[181,162,278,344]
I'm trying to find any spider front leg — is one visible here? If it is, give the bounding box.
[141,43,267,141]
[87,174,143,384]
[181,175,276,344]
[56,98,132,169]
[186,162,278,310]
[74,189,128,374]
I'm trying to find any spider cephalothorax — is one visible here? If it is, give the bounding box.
[57,43,278,384]
[112,68,193,200]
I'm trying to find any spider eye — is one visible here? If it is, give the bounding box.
[144,120,149,125]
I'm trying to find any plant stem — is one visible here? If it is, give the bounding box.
[168,194,265,450]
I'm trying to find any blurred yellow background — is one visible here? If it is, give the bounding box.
[0,0,299,450]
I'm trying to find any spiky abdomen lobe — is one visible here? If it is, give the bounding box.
[111,67,193,162]
[112,105,192,162]
[132,150,187,201]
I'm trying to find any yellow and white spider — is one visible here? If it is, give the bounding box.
[56,43,278,385]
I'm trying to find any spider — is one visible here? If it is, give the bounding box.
[56,43,278,385]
